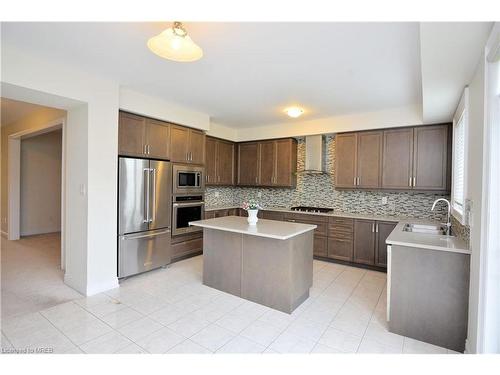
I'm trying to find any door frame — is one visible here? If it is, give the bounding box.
[7,117,67,269]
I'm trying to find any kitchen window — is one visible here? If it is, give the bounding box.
[451,87,469,224]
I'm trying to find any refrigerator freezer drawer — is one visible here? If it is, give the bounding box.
[118,228,171,278]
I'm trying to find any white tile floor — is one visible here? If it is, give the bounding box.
[1,243,460,354]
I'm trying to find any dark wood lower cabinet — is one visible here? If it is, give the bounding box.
[353,219,376,265]
[171,233,203,261]
[314,235,328,257]
[375,221,397,267]
[327,237,353,261]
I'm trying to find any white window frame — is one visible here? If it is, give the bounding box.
[451,87,469,225]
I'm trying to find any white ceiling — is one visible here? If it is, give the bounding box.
[1,22,422,128]
[0,97,47,127]
[0,22,491,129]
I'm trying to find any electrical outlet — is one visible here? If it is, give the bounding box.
[381,197,388,205]
[214,191,220,198]
[257,192,262,198]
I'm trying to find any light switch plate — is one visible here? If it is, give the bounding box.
[381,197,388,205]
[257,192,262,198]
[214,191,220,198]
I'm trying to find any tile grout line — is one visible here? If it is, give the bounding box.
[313,268,369,353]
[262,265,351,353]
[355,277,387,353]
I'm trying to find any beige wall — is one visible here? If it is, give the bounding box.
[1,107,66,233]
[20,129,62,236]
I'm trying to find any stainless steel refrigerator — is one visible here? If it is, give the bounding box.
[118,157,172,278]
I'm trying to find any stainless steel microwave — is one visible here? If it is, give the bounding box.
[172,164,205,195]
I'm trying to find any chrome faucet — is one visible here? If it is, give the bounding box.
[431,198,452,235]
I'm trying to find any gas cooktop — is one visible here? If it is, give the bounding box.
[290,206,334,213]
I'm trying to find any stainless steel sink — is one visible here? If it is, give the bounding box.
[403,223,452,236]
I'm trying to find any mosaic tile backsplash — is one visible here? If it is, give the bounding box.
[206,136,452,222]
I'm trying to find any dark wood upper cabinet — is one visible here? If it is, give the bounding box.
[170,125,205,164]
[237,142,260,186]
[169,125,190,162]
[353,219,376,265]
[375,221,397,267]
[382,128,414,189]
[119,112,170,160]
[119,112,146,157]
[189,129,206,165]
[237,138,297,188]
[145,119,170,159]
[205,137,217,184]
[412,125,449,191]
[205,136,235,186]
[259,141,276,186]
[217,139,235,185]
[335,133,357,188]
[275,139,297,187]
[357,131,382,188]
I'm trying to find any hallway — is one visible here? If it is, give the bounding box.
[1,233,82,319]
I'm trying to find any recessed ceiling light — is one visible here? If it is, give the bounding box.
[147,22,203,62]
[285,107,304,118]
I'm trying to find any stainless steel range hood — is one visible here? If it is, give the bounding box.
[302,135,327,174]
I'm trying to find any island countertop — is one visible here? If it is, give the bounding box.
[189,216,317,240]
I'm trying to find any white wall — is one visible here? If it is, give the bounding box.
[2,43,119,295]
[465,56,486,353]
[235,105,423,141]
[119,88,210,130]
[20,129,62,236]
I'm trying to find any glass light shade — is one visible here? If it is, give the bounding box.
[286,107,304,118]
[147,28,203,62]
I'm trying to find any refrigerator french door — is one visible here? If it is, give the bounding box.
[118,157,172,278]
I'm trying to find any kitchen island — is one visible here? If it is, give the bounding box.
[189,216,316,313]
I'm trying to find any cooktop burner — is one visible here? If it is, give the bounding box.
[290,206,334,213]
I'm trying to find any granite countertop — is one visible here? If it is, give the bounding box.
[386,221,470,255]
[205,205,470,254]
[189,216,317,240]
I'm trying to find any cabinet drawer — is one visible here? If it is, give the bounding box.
[171,237,203,259]
[262,210,285,221]
[284,217,327,236]
[328,224,354,236]
[329,217,354,226]
[327,238,353,262]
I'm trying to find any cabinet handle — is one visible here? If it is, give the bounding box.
[372,223,375,233]
[413,177,416,187]
[255,177,258,184]
[409,177,412,187]
[353,177,356,186]
[218,175,220,182]
[335,238,350,243]
[357,177,360,185]
[147,144,151,155]
[375,223,379,233]
[144,144,147,155]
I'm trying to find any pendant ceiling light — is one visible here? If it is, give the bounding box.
[147,22,203,62]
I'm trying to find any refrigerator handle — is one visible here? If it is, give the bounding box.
[150,168,156,223]
[143,168,150,223]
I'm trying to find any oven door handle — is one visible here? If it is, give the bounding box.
[173,202,205,207]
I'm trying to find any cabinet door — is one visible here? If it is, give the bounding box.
[237,142,260,186]
[189,130,206,165]
[275,139,296,187]
[375,221,396,267]
[214,209,228,218]
[217,140,235,185]
[314,235,328,257]
[353,219,376,265]
[118,112,146,157]
[413,125,449,191]
[170,125,190,162]
[146,119,170,160]
[204,211,215,219]
[259,141,276,186]
[261,211,284,221]
[357,131,382,188]
[327,238,353,261]
[382,128,414,189]
[205,137,217,185]
[335,133,357,188]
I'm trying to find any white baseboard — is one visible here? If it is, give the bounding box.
[85,278,120,296]
[64,273,120,296]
